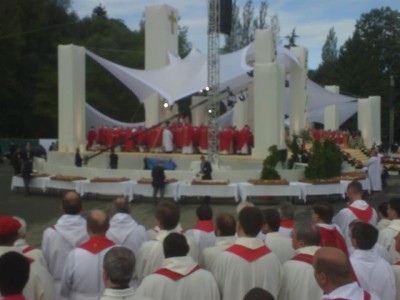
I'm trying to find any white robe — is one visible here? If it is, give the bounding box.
[136,230,198,282]
[377,218,391,230]
[211,237,282,300]
[348,243,391,263]
[146,224,184,241]
[100,288,152,300]
[322,282,380,300]
[136,256,220,300]
[202,236,236,270]
[162,128,173,152]
[264,232,295,264]
[0,246,55,300]
[42,214,88,300]
[185,227,216,265]
[14,238,47,269]
[350,249,396,300]
[378,219,400,263]
[367,156,382,191]
[393,264,400,300]
[333,199,378,247]
[278,246,323,300]
[106,213,147,258]
[60,237,115,300]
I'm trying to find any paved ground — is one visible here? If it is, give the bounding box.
[1,161,398,248]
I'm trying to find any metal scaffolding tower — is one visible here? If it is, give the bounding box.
[207,0,221,165]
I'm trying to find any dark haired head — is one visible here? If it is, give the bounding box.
[163,233,189,258]
[0,252,30,295]
[262,209,280,232]
[155,201,180,230]
[312,203,334,224]
[350,222,378,250]
[62,191,82,215]
[196,204,213,221]
[238,207,263,237]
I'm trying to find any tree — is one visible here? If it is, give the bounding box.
[321,27,338,63]
[92,4,107,19]
[284,28,299,48]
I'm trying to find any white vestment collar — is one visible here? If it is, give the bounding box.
[235,237,265,249]
[162,256,198,276]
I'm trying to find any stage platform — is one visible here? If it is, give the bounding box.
[35,151,305,183]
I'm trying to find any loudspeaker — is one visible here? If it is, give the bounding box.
[219,0,232,35]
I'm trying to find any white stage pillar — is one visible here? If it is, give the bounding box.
[253,29,285,158]
[290,47,308,136]
[324,85,340,130]
[144,5,178,127]
[58,44,86,152]
[191,96,208,126]
[233,97,248,129]
[358,97,381,148]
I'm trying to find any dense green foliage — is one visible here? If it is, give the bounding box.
[261,145,281,180]
[0,1,190,138]
[310,7,400,143]
[305,139,342,179]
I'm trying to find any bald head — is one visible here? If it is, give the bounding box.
[313,247,353,293]
[112,197,130,215]
[87,210,109,236]
[62,191,82,215]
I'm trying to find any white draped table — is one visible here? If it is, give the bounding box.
[177,182,240,202]
[10,176,48,192]
[290,182,344,203]
[76,180,134,201]
[238,183,302,202]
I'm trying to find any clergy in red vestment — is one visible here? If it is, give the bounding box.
[278,202,295,238]
[199,125,208,154]
[311,203,348,255]
[192,126,200,151]
[105,126,113,147]
[98,126,106,145]
[135,126,146,152]
[219,126,232,154]
[211,207,281,300]
[87,126,97,149]
[147,127,163,153]
[124,128,134,152]
[174,124,184,151]
[61,210,115,300]
[182,118,193,154]
[236,125,251,154]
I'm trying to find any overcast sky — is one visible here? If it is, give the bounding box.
[71,0,400,69]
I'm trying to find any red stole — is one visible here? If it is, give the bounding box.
[280,219,295,229]
[226,244,271,262]
[395,261,400,266]
[155,265,201,281]
[319,227,348,255]
[291,253,314,265]
[22,246,34,254]
[348,206,373,222]
[194,220,214,233]
[79,236,115,254]
[1,295,26,300]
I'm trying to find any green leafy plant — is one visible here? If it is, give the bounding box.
[288,137,300,169]
[261,145,281,180]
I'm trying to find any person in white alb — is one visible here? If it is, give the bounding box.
[100,247,152,300]
[313,247,379,300]
[13,216,47,268]
[311,203,348,256]
[261,208,294,264]
[162,122,173,153]
[0,215,55,300]
[202,213,236,270]
[392,233,400,300]
[185,204,216,260]
[146,223,184,241]
[333,181,377,247]
[378,198,400,263]
[137,233,219,300]
[42,191,88,300]
[366,150,382,192]
[349,222,396,300]
[106,197,147,258]
[0,251,30,300]
[278,202,295,238]
[61,210,115,300]
[376,202,391,230]
[278,221,323,300]
[211,207,282,300]
[136,201,198,281]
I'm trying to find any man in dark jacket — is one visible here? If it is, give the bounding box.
[152,162,165,205]
[20,143,33,196]
[200,155,212,180]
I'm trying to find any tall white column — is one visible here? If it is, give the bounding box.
[370,96,381,144]
[191,96,208,126]
[145,5,178,127]
[233,96,248,129]
[324,85,340,130]
[252,30,285,158]
[290,47,308,135]
[58,44,86,152]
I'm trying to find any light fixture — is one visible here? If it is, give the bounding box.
[238,91,246,102]
[162,99,169,108]
[205,86,210,91]
[208,109,213,113]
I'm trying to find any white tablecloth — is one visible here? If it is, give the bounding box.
[43,178,85,193]
[132,182,180,201]
[290,182,344,202]
[238,183,302,202]
[177,182,239,202]
[77,180,134,201]
[10,176,48,192]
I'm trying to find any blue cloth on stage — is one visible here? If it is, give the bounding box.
[144,157,177,170]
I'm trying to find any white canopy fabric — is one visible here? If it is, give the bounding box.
[308,101,358,125]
